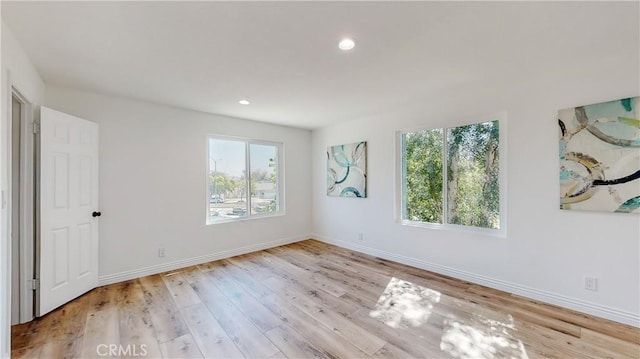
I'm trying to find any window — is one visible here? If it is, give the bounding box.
[399,118,504,232]
[207,136,283,223]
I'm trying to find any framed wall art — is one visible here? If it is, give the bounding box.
[327,141,367,198]
[559,97,639,213]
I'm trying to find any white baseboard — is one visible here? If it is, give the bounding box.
[98,234,310,286]
[311,233,640,328]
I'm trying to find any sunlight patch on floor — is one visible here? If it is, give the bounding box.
[440,314,529,359]
[369,277,441,329]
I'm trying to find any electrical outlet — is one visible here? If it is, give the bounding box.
[358,232,364,241]
[158,247,166,258]
[584,277,598,291]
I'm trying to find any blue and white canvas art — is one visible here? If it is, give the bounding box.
[559,97,639,213]
[327,141,367,198]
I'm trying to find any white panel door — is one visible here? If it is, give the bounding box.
[39,106,99,316]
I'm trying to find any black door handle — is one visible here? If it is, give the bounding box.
[92,211,102,217]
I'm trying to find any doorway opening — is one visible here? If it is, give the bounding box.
[10,88,37,325]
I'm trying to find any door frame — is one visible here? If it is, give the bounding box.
[8,78,36,324]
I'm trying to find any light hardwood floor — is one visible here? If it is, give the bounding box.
[11,240,640,358]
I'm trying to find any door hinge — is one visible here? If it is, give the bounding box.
[32,122,40,134]
[31,279,40,291]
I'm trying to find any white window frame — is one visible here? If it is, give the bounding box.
[206,135,285,225]
[395,112,507,237]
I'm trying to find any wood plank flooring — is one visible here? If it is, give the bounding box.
[11,240,640,358]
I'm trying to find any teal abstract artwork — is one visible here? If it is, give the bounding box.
[559,97,640,213]
[327,141,367,198]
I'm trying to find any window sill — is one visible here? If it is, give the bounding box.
[398,219,506,239]
[206,211,285,225]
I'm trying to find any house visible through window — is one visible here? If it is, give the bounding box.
[400,119,503,231]
[207,136,282,223]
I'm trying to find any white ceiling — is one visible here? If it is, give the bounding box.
[2,1,638,129]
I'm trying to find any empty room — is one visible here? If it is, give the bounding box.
[1,1,639,358]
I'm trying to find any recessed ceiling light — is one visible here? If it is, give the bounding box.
[238,99,250,105]
[338,38,356,51]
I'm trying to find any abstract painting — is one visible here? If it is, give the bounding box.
[559,97,639,213]
[327,141,367,198]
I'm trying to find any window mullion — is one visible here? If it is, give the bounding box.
[276,145,281,212]
[442,128,448,225]
[206,140,212,223]
[401,134,407,221]
[245,141,251,216]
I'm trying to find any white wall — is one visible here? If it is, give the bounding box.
[44,86,312,283]
[1,20,45,358]
[312,50,640,325]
